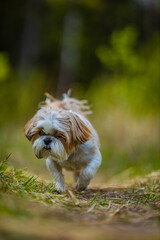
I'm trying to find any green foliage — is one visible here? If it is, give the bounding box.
[94,26,160,114]
[97,26,138,73]
[0,153,11,172]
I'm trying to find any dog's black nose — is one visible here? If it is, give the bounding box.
[44,137,52,145]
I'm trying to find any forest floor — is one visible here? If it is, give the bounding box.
[0,158,160,240]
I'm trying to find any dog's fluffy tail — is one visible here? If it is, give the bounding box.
[44,90,92,116]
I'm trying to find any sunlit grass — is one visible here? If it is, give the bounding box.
[0,156,159,239]
[0,156,57,202]
[0,156,159,209]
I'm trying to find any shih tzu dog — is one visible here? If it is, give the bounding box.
[24,92,102,192]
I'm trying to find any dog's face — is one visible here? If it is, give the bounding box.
[24,107,91,161]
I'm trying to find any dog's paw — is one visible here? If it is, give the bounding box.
[54,182,66,193]
[75,175,90,191]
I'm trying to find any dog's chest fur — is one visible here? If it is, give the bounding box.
[52,139,96,171]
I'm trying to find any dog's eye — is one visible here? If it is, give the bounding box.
[39,130,45,136]
[55,134,66,142]
[55,135,61,139]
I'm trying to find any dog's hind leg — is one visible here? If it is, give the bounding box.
[75,151,102,191]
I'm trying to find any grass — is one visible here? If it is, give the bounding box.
[0,156,160,240]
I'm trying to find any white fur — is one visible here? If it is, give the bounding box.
[35,109,64,133]
[26,99,102,192]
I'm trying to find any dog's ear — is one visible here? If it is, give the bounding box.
[69,113,92,145]
[58,111,92,147]
[24,118,34,141]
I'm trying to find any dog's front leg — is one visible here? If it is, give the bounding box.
[46,158,66,193]
[75,151,102,191]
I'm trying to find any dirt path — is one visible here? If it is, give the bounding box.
[0,186,160,240]
[0,165,159,240]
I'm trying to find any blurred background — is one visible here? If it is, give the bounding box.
[0,0,159,183]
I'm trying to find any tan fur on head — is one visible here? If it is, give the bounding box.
[24,118,34,141]
[24,92,92,147]
[24,116,44,142]
[24,108,91,155]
